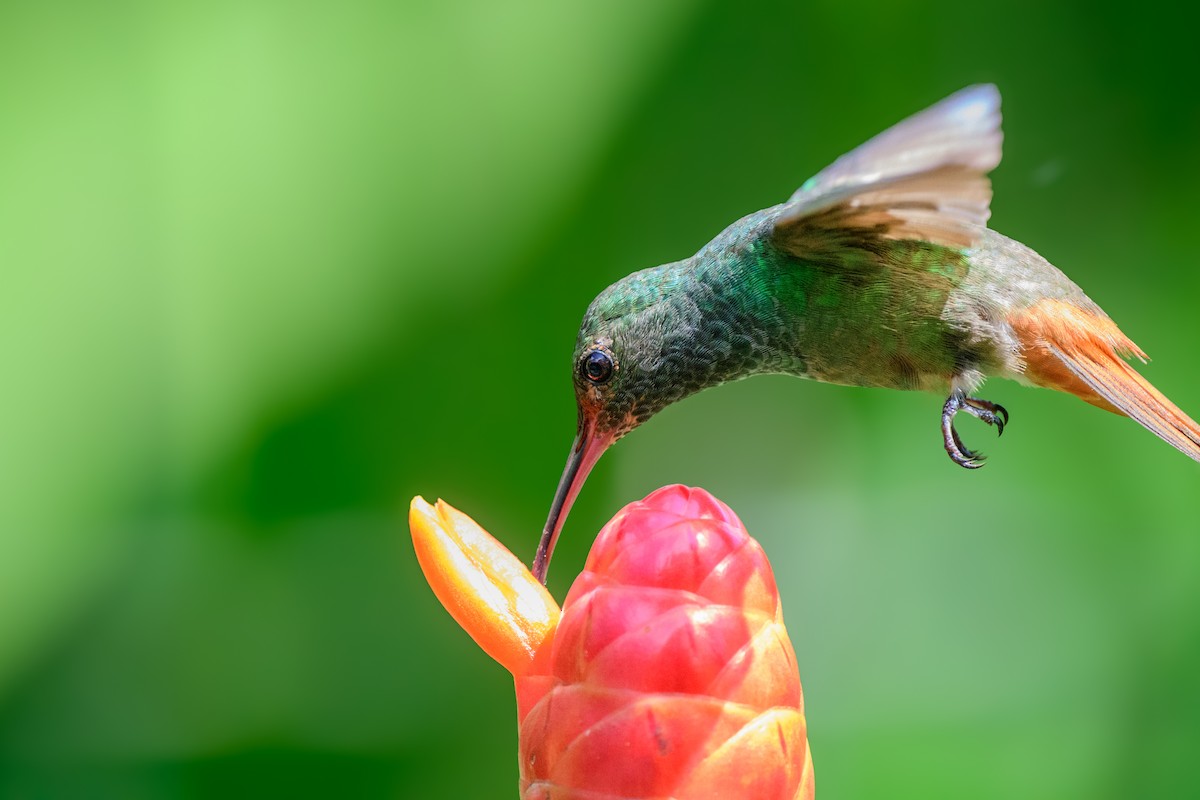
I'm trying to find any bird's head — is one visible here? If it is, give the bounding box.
[532,264,696,582]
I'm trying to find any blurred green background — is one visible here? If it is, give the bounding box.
[1,0,1198,797]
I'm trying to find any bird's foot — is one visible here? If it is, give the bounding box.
[942,391,1009,469]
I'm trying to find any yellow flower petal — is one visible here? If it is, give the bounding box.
[409,496,560,677]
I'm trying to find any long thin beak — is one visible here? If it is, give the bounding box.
[532,425,611,584]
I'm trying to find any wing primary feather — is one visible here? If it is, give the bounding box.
[785,84,1002,214]
[775,85,1004,254]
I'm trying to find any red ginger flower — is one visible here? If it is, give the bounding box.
[410,485,814,800]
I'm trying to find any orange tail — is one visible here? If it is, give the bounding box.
[1011,299,1200,463]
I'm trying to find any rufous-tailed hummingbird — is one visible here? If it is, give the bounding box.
[533,85,1200,583]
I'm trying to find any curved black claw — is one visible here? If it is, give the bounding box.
[942,392,1010,469]
[945,418,986,469]
[964,398,1009,437]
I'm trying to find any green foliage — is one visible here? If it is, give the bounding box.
[1,0,1197,798]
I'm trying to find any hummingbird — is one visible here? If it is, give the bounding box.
[532,84,1200,583]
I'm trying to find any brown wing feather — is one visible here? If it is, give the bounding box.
[1012,299,1200,462]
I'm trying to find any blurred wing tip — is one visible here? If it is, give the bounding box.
[927,83,1004,155]
[952,83,1001,111]
[787,84,1004,207]
[937,84,1001,127]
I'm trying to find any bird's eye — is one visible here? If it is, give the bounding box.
[581,348,615,384]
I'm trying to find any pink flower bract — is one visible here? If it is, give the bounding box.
[516,485,814,800]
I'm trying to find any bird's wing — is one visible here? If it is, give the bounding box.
[773,84,1002,257]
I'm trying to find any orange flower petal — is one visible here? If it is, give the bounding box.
[410,496,560,677]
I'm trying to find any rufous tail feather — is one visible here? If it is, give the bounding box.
[1011,299,1200,463]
